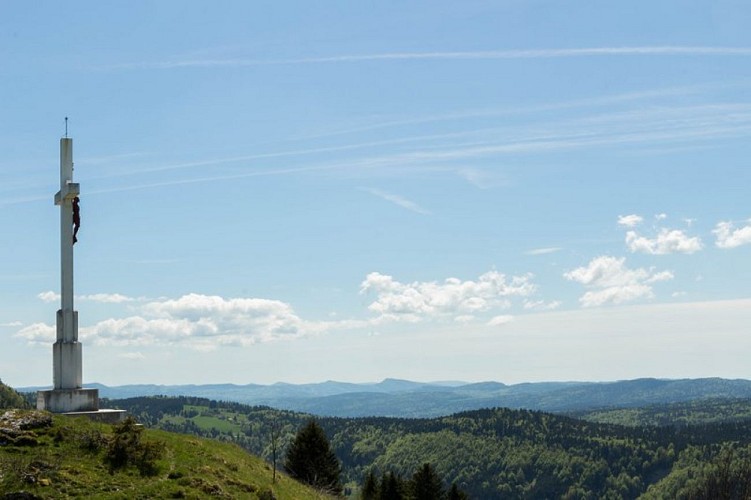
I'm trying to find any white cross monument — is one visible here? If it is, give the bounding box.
[37,134,100,413]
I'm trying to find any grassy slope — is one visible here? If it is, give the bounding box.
[0,411,331,499]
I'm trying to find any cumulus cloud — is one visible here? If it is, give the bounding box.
[18,293,322,351]
[487,315,514,326]
[38,291,59,303]
[625,228,703,255]
[18,271,546,350]
[360,270,536,321]
[564,256,673,307]
[617,214,644,227]
[1,321,22,327]
[80,293,135,303]
[15,323,55,345]
[126,294,310,349]
[713,220,751,249]
[617,213,702,255]
[523,300,562,311]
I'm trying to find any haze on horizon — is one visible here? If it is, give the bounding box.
[2,2,751,388]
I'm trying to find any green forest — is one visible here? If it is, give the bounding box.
[107,395,751,498]
[0,379,29,411]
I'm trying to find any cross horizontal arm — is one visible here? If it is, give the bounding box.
[54,182,80,206]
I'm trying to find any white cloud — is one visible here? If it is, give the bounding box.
[564,256,673,307]
[655,213,668,221]
[625,228,703,254]
[487,315,514,326]
[362,188,431,215]
[360,270,536,321]
[713,220,751,249]
[523,300,562,311]
[646,270,675,283]
[454,315,475,323]
[617,214,643,227]
[80,293,134,303]
[0,321,22,327]
[37,291,136,303]
[18,293,322,351]
[525,247,562,256]
[15,323,55,345]
[577,285,654,308]
[38,291,60,303]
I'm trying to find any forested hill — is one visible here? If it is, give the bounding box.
[111,395,751,498]
[575,398,751,427]
[24,377,751,418]
[0,379,29,409]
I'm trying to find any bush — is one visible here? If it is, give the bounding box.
[257,488,277,500]
[104,417,164,476]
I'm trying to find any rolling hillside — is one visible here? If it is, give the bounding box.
[112,394,751,498]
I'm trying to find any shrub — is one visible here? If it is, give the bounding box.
[104,417,164,476]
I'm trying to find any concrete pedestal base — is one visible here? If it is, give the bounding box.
[53,309,82,389]
[63,409,128,424]
[37,388,99,413]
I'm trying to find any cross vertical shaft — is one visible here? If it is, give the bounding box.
[60,139,74,324]
[53,137,81,389]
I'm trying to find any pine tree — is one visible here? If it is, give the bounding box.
[410,463,446,500]
[379,472,405,500]
[361,470,379,500]
[447,482,469,500]
[284,419,342,495]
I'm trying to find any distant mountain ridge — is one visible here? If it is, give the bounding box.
[20,377,751,418]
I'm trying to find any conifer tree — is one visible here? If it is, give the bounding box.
[284,419,342,495]
[379,472,405,500]
[410,462,446,500]
[447,482,469,500]
[361,470,379,500]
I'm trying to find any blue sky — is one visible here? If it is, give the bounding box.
[3,1,751,387]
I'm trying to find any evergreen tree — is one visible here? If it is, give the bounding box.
[379,472,406,500]
[410,463,446,500]
[361,470,379,500]
[284,419,342,495]
[447,482,469,500]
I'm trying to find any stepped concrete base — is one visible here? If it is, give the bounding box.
[37,388,99,413]
[63,409,128,424]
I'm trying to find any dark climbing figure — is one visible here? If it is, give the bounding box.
[72,196,80,244]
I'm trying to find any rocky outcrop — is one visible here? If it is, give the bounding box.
[0,410,52,446]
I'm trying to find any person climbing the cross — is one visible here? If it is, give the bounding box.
[72,196,80,244]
